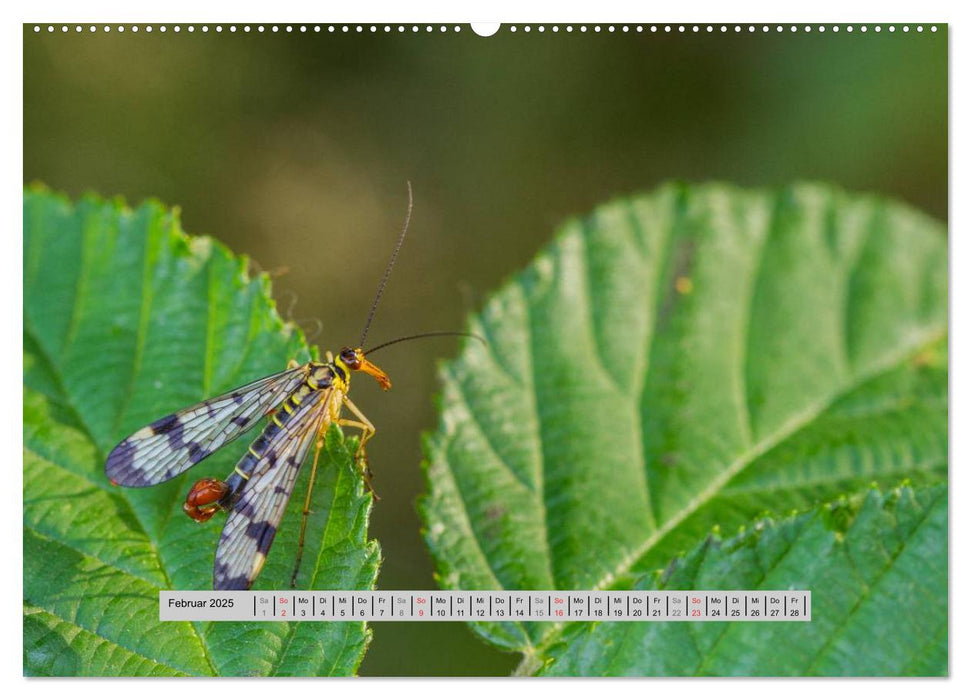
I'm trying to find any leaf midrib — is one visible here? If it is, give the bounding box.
[527,325,946,658]
[272,437,351,676]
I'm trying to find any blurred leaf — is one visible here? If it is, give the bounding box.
[537,484,947,676]
[23,186,380,676]
[420,182,947,669]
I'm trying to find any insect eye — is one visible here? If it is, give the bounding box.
[340,348,359,367]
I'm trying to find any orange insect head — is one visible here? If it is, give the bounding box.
[339,346,392,390]
[358,356,391,390]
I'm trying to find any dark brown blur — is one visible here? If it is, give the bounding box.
[24,23,947,675]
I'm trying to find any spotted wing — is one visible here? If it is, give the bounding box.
[105,366,308,487]
[213,389,331,590]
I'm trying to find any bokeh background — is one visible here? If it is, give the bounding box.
[24,23,947,676]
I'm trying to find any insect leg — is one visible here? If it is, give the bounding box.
[338,419,380,499]
[339,395,376,461]
[290,435,325,589]
[338,395,380,499]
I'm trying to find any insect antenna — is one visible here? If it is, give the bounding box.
[363,331,486,356]
[359,181,414,348]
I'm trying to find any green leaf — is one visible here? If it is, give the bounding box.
[23,186,380,676]
[536,484,947,676]
[420,182,947,666]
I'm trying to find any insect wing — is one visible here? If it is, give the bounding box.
[105,366,308,487]
[213,389,331,590]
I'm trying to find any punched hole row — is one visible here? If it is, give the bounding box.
[32,24,940,35]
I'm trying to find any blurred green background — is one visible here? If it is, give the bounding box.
[24,24,946,676]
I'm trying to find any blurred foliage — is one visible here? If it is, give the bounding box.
[24,25,946,676]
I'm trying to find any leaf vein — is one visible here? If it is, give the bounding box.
[518,281,558,591]
[111,213,156,435]
[533,327,945,654]
[803,488,945,674]
[446,364,536,494]
[22,604,190,676]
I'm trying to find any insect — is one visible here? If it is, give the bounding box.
[105,184,476,590]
